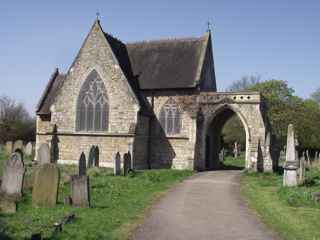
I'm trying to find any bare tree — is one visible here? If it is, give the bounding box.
[0,96,35,143]
[226,75,261,92]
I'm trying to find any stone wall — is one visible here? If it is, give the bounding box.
[36,21,147,168]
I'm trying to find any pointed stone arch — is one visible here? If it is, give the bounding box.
[159,98,182,135]
[76,70,109,132]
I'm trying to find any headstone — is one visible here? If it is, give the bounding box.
[79,152,86,176]
[0,198,16,214]
[0,152,25,199]
[5,141,13,155]
[114,152,121,176]
[123,152,131,176]
[306,150,311,167]
[13,140,23,152]
[70,175,90,207]
[283,124,298,187]
[233,142,239,158]
[51,125,59,163]
[298,153,305,185]
[32,163,60,208]
[25,142,33,156]
[37,143,51,164]
[88,146,99,168]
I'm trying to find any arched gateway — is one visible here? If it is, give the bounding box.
[193,92,272,172]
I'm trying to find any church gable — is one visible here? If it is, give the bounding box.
[38,20,144,134]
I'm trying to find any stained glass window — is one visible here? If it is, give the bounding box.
[76,70,109,131]
[159,98,181,135]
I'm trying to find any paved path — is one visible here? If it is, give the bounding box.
[133,171,279,240]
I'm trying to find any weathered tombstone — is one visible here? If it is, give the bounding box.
[306,150,311,167]
[283,124,298,187]
[38,143,51,164]
[5,141,13,155]
[0,198,16,214]
[79,152,86,176]
[114,152,121,176]
[25,142,33,156]
[298,153,305,185]
[88,146,99,168]
[32,163,60,208]
[51,124,59,163]
[0,152,25,199]
[123,152,131,176]
[13,140,23,152]
[70,175,90,207]
[233,141,239,158]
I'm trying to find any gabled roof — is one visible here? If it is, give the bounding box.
[36,21,211,115]
[36,68,65,115]
[126,35,208,90]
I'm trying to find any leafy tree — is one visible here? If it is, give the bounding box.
[224,78,320,150]
[311,88,320,104]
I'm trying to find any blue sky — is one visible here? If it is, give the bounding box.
[0,0,319,114]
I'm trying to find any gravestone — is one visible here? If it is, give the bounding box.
[79,152,86,176]
[38,143,51,164]
[13,140,23,152]
[114,152,121,176]
[0,152,25,199]
[298,153,305,185]
[32,163,60,208]
[70,175,90,207]
[51,124,59,163]
[88,146,99,168]
[5,141,13,155]
[283,124,298,187]
[306,150,311,167]
[0,198,16,214]
[25,142,33,156]
[123,152,131,176]
[233,141,239,158]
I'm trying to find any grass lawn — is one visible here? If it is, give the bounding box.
[221,154,245,169]
[241,168,320,240]
[0,152,193,240]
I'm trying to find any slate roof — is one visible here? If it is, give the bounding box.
[126,37,207,90]
[36,21,210,115]
[36,69,65,115]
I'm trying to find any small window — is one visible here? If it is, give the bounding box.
[76,70,109,132]
[159,98,181,135]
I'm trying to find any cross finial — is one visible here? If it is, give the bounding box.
[96,11,100,21]
[207,21,212,33]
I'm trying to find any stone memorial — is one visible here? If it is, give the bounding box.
[114,152,121,176]
[298,153,305,185]
[38,143,51,164]
[0,152,25,199]
[88,146,99,168]
[13,140,23,152]
[51,125,59,163]
[25,142,33,156]
[79,152,86,176]
[123,152,131,176]
[5,141,13,155]
[283,124,298,187]
[71,175,90,207]
[32,163,60,208]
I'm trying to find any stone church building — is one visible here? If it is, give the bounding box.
[36,20,273,171]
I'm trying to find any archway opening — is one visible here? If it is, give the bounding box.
[205,107,248,170]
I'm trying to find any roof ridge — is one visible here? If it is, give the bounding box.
[126,36,204,46]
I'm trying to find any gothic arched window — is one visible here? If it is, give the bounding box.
[76,70,109,132]
[159,98,181,135]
